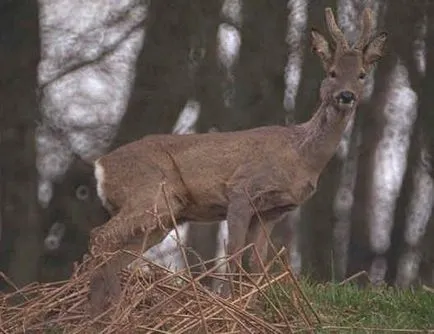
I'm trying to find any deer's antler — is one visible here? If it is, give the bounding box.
[325,7,349,51]
[354,8,374,50]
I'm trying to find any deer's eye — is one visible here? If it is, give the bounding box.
[329,70,337,78]
[359,72,366,80]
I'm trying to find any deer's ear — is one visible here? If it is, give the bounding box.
[311,29,333,70]
[363,32,387,67]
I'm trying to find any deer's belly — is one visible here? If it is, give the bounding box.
[260,204,298,220]
[180,203,227,222]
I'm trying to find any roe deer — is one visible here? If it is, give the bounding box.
[88,7,387,314]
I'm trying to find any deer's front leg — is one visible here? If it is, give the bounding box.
[222,193,253,297]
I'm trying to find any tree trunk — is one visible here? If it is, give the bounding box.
[413,4,434,286]
[347,53,393,279]
[419,6,434,174]
[231,0,288,130]
[0,0,42,289]
[386,126,420,286]
[419,206,434,287]
[192,1,227,133]
[300,157,342,280]
[112,0,194,148]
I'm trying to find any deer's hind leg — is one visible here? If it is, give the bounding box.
[89,229,148,317]
[245,212,292,273]
[245,215,278,274]
[89,188,186,316]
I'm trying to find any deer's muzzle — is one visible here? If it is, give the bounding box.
[337,91,355,105]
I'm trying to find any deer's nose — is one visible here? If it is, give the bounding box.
[337,91,356,104]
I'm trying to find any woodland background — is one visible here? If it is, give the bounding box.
[1,0,434,291]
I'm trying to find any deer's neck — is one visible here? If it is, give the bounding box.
[293,101,354,174]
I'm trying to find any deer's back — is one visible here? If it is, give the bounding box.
[97,126,311,214]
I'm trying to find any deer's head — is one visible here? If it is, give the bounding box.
[312,7,387,112]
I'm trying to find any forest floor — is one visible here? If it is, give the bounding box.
[1,248,433,333]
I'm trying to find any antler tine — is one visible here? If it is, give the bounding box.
[325,7,349,50]
[354,8,373,50]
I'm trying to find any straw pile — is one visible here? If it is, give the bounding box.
[0,245,320,333]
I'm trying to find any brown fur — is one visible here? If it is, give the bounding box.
[88,7,388,315]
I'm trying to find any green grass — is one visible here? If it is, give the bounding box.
[261,279,434,332]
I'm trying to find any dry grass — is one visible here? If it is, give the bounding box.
[2,249,433,334]
[0,245,319,334]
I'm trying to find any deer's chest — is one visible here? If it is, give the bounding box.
[252,176,317,212]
